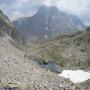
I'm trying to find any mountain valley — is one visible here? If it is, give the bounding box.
[0,5,90,90]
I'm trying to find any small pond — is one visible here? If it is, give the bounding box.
[24,54,63,73]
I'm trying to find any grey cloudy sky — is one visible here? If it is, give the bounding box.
[0,0,90,26]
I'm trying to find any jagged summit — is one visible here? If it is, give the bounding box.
[13,5,85,41]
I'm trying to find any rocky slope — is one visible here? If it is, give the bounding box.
[0,9,15,37]
[13,5,84,41]
[0,9,24,43]
[0,33,90,90]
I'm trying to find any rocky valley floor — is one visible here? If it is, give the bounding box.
[0,36,90,90]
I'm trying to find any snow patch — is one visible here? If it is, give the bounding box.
[59,70,90,83]
[45,35,48,38]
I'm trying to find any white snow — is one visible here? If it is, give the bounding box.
[45,35,48,38]
[59,70,90,83]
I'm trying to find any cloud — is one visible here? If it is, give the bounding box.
[16,0,29,4]
[11,11,23,20]
[44,0,52,6]
[43,0,90,25]
[0,3,7,13]
[27,10,37,17]
[0,0,90,25]
[43,0,59,6]
[42,0,89,16]
[55,0,89,15]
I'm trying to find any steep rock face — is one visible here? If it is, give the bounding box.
[0,9,16,38]
[13,5,84,41]
[0,9,24,42]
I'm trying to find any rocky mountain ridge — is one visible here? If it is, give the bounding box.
[13,5,85,41]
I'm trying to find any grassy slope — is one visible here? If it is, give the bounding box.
[32,28,90,69]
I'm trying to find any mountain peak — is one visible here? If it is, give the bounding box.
[38,5,59,13]
[39,5,57,9]
[13,6,85,41]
